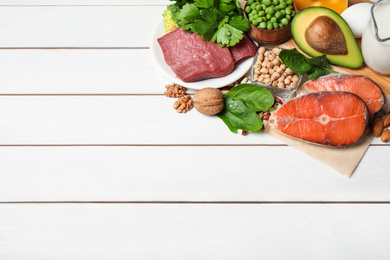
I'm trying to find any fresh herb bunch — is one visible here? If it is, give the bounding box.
[169,0,251,47]
[278,48,339,80]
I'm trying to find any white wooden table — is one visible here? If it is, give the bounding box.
[1,0,390,259]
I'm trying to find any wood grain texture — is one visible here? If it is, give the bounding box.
[0,49,174,94]
[0,146,389,202]
[1,203,390,260]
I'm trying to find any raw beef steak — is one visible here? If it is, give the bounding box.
[229,34,257,63]
[158,28,235,82]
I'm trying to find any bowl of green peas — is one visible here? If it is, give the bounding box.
[244,0,297,45]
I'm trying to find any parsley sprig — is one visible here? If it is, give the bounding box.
[170,0,250,47]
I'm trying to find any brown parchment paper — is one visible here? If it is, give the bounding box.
[265,85,390,178]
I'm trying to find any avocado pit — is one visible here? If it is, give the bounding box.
[305,16,348,55]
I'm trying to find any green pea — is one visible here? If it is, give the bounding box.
[285,14,291,20]
[263,0,271,6]
[247,0,255,5]
[279,2,287,9]
[291,10,296,16]
[266,13,272,19]
[258,10,265,16]
[245,6,252,13]
[273,22,279,29]
[281,17,289,25]
[279,22,283,28]
[251,3,257,9]
[280,9,286,15]
[256,17,263,23]
[256,5,262,11]
[287,0,292,4]
[270,17,277,23]
[273,0,280,5]
[252,20,259,26]
[253,14,259,19]
[285,7,292,15]
[248,16,254,22]
[267,23,273,30]
[275,11,282,19]
[259,21,267,29]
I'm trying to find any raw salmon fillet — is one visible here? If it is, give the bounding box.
[269,92,369,146]
[298,74,385,120]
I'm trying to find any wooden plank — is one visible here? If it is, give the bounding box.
[0,6,164,47]
[0,96,280,145]
[0,146,389,202]
[1,203,390,259]
[0,95,386,145]
[0,49,174,94]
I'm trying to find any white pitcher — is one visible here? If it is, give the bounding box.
[361,0,390,75]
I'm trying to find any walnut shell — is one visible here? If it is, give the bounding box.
[193,88,224,116]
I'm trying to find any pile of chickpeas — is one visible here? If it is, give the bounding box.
[252,47,300,89]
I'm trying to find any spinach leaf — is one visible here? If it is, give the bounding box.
[224,83,274,111]
[278,48,312,74]
[217,96,263,132]
[278,48,338,80]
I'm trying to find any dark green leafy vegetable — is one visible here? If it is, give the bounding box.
[224,83,274,111]
[278,48,338,80]
[217,97,263,132]
[169,0,250,47]
[217,83,274,133]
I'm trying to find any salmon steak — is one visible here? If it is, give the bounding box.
[297,74,385,120]
[269,92,369,146]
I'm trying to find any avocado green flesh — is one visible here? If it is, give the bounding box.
[291,7,363,69]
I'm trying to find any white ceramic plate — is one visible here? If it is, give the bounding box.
[150,20,254,90]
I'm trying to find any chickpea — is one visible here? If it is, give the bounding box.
[286,68,294,75]
[277,82,285,88]
[292,74,299,83]
[271,72,281,81]
[268,54,276,61]
[272,59,280,66]
[266,62,273,69]
[259,47,266,55]
[284,77,292,85]
[264,78,272,85]
[260,67,269,74]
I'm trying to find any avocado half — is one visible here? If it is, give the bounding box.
[291,7,363,69]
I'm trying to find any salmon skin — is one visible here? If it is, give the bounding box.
[269,92,369,147]
[297,74,385,121]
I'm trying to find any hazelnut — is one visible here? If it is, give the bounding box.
[193,88,224,116]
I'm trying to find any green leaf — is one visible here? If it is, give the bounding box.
[217,97,263,133]
[278,48,339,80]
[278,48,312,74]
[218,0,236,13]
[175,3,201,27]
[200,8,218,24]
[228,15,250,31]
[225,84,274,111]
[195,0,214,8]
[214,23,243,46]
[191,19,217,36]
[308,54,329,68]
[307,67,327,80]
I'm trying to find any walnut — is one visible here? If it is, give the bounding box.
[173,95,193,113]
[193,88,224,116]
[164,84,187,98]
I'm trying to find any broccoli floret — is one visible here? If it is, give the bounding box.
[163,4,180,33]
